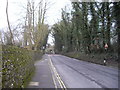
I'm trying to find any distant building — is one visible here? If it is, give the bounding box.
[45,44,55,54]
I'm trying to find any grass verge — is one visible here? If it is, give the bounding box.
[63,52,118,68]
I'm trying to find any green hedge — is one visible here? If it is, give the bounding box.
[2,45,42,88]
[0,45,2,89]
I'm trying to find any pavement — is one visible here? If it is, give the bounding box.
[28,55,55,88]
[28,54,119,89]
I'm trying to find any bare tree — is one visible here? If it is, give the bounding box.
[6,0,14,45]
[23,0,49,50]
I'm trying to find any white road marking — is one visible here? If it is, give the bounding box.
[42,75,48,77]
[48,55,67,89]
[29,82,39,86]
[48,59,58,89]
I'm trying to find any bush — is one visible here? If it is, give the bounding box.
[2,45,37,88]
[64,52,118,68]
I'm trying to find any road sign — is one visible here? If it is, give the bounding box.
[105,43,108,49]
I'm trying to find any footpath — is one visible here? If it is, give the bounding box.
[28,55,55,88]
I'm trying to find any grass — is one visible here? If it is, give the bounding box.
[64,52,118,68]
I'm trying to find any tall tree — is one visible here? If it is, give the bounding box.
[113,2,120,61]
[23,0,49,50]
[6,0,14,45]
[53,2,116,55]
[106,2,111,49]
[101,3,106,48]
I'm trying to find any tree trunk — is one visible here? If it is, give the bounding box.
[114,2,120,62]
[106,3,111,51]
[101,3,105,48]
[6,0,14,45]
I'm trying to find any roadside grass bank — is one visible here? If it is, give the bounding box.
[63,52,118,68]
[2,45,43,88]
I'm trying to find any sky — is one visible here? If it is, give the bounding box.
[0,0,72,45]
[0,0,72,28]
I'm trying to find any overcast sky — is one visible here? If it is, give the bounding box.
[0,0,72,45]
[0,0,72,29]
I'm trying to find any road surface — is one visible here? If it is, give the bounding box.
[29,54,119,89]
[49,54,119,88]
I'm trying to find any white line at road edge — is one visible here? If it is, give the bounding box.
[48,58,57,89]
[48,55,67,90]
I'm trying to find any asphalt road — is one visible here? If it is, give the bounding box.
[49,54,119,88]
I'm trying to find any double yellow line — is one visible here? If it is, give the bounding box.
[48,55,67,90]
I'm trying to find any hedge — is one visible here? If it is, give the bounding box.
[2,45,42,88]
[0,45,2,89]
